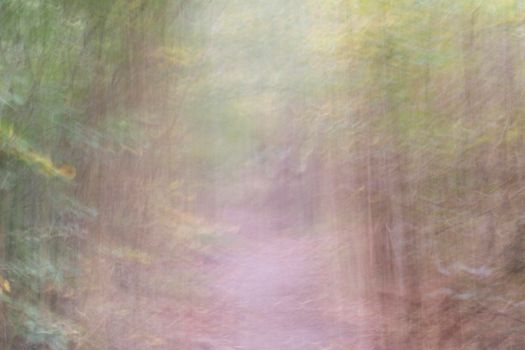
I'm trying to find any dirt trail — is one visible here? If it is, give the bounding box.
[91,206,374,349]
[202,211,365,350]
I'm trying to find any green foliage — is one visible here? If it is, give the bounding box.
[0,122,75,179]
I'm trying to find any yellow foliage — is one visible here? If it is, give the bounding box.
[110,246,153,266]
[0,275,11,294]
[152,46,196,67]
[169,180,182,192]
[58,164,76,180]
[0,122,75,180]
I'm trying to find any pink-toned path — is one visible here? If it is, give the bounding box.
[201,211,368,350]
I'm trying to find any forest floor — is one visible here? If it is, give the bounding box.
[190,209,373,350]
[86,208,374,349]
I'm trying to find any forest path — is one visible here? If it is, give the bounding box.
[200,211,366,350]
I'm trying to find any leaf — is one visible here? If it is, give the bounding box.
[0,275,11,294]
[58,164,76,180]
[0,122,74,180]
